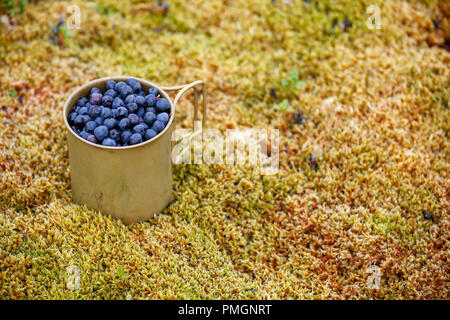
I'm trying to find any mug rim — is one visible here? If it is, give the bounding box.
[63,76,175,150]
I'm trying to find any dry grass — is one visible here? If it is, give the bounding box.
[0,0,449,299]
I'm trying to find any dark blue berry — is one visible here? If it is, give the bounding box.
[115,81,126,92]
[68,112,77,123]
[82,115,92,123]
[137,107,145,118]
[129,133,143,145]
[88,105,102,118]
[144,112,156,125]
[117,107,128,118]
[106,80,116,91]
[78,106,88,115]
[126,78,142,92]
[76,97,88,107]
[145,94,157,108]
[94,116,103,126]
[102,138,116,146]
[127,102,138,113]
[112,97,124,109]
[125,94,136,104]
[128,114,139,125]
[157,112,169,125]
[101,107,112,119]
[90,87,102,95]
[135,96,146,107]
[104,89,117,98]
[112,109,119,118]
[145,129,158,140]
[79,131,90,139]
[102,95,113,107]
[119,118,130,130]
[121,130,132,144]
[109,129,120,141]
[148,87,159,96]
[133,124,146,136]
[74,115,84,126]
[137,90,145,97]
[89,93,102,105]
[85,120,97,132]
[156,98,170,113]
[71,126,80,134]
[86,134,97,144]
[145,129,157,140]
[152,120,165,133]
[146,107,156,114]
[94,125,109,141]
[119,85,132,99]
[103,118,117,129]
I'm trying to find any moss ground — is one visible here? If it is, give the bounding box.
[0,0,449,299]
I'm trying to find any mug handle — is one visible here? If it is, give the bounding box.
[161,80,207,128]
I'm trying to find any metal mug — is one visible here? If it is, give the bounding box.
[63,76,207,224]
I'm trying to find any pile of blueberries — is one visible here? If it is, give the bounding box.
[68,78,171,147]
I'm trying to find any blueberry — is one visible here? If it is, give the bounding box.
[82,115,92,123]
[119,85,132,99]
[68,112,77,123]
[157,112,169,125]
[102,95,113,107]
[144,112,156,125]
[119,118,130,130]
[79,131,90,139]
[106,80,116,91]
[109,129,120,141]
[128,114,139,125]
[117,107,128,118]
[104,89,117,98]
[103,118,117,129]
[137,107,145,118]
[94,116,103,126]
[94,125,109,141]
[88,105,102,118]
[101,107,112,119]
[145,94,157,108]
[112,97,124,109]
[121,130,132,144]
[76,97,88,107]
[148,87,159,96]
[78,106,88,115]
[71,105,80,113]
[90,87,102,95]
[133,124,146,136]
[126,78,142,92]
[135,96,146,107]
[102,138,116,146]
[127,102,138,113]
[145,129,157,140]
[152,120,165,133]
[90,93,102,105]
[115,81,127,92]
[71,126,80,134]
[129,133,143,145]
[74,115,84,126]
[85,120,97,132]
[86,134,98,144]
[112,109,119,118]
[125,94,136,104]
[146,107,156,114]
[156,98,170,113]
[137,90,145,97]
